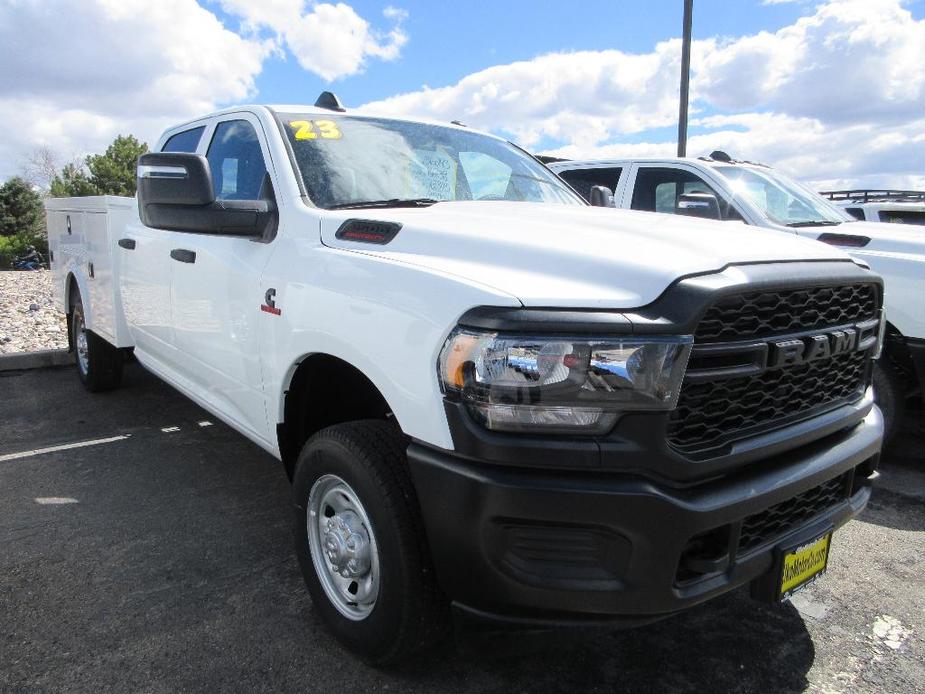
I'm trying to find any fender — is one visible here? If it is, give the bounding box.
[63,265,96,332]
[275,337,419,447]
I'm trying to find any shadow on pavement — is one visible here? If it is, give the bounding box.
[388,593,817,692]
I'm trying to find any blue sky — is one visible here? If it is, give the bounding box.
[2,0,924,188]
[223,1,816,106]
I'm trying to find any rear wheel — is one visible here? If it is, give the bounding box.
[71,293,123,392]
[292,420,447,664]
[873,358,905,444]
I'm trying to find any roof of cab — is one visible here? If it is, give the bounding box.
[546,156,768,170]
[160,100,505,143]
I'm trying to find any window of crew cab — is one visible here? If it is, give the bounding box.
[558,167,623,202]
[879,210,925,224]
[844,207,866,221]
[161,126,205,153]
[206,120,270,201]
[631,167,742,220]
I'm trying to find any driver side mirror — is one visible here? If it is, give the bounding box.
[137,152,274,236]
[589,185,615,208]
[677,192,721,220]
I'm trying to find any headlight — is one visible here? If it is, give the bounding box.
[438,328,694,434]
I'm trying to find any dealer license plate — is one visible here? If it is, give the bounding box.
[780,531,832,599]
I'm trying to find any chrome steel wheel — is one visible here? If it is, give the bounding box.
[74,306,89,375]
[307,474,380,620]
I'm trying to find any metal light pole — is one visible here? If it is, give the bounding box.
[677,0,694,157]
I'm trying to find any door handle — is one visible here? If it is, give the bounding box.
[170,249,196,264]
[118,238,136,250]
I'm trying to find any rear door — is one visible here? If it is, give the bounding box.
[119,125,207,366]
[167,114,279,442]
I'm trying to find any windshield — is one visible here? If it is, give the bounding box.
[714,165,852,227]
[278,114,583,209]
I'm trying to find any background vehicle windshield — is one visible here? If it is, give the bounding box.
[715,165,852,226]
[278,114,583,209]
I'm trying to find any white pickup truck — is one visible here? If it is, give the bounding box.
[549,155,924,441]
[48,96,884,663]
[819,190,925,227]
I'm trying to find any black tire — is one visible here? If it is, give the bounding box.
[71,293,123,392]
[292,420,448,664]
[873,358,905,444]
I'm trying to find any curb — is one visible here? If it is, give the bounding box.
[0,349,72,372]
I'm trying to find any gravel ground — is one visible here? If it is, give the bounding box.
[0,270,68,354]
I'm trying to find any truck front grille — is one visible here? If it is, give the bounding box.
[737,473,851,553]
[668,283,879,457]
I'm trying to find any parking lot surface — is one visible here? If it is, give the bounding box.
[1,363,923,693]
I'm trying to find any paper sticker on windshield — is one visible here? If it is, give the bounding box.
[408,149,457,200]
[289,120,342,140]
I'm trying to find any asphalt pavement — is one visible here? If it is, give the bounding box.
[1,363,923,693]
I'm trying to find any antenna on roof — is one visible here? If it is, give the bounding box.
[315,91,346,112]
[709,150,732,162]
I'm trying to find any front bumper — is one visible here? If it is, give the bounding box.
[407,406,882,625]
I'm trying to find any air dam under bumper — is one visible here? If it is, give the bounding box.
[407,407,882,625]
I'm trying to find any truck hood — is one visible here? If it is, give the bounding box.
[321,202,852,309]
[834,222,925,256]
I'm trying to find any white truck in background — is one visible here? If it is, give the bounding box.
[47,97,885,663]
[548,154,925,441]
[819,190,925,227]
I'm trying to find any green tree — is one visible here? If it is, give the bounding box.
[49,162,98,197]
[87,134,148,196]
[0,176,47,267]
[0,177,45,238]
[49,134,148,197]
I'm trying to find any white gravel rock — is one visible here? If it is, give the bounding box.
[0,270,68,354]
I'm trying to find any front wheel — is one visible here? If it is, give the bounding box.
[872,358,905,444]
[292,420,447,664]
[71,293,123,392]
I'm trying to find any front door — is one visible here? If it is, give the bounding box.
[168,115,279,443]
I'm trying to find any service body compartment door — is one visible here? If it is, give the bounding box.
[46,208,80,311]
[84,212,117,342]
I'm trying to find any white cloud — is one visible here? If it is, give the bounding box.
[546,111,925,189]
[0,0,407,181]
[363,0,925,188]
[220,1,408,81]
[362,44,685,149]
[0,0,270,179]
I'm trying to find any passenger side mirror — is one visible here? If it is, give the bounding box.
[589,185,615,208]
[677,192,721,220]
[137,152,274,236]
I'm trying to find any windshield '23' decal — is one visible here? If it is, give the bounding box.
[289,120,342,140]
